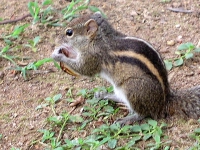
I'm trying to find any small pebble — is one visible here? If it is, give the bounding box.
[185,71,194,76]
[130,10,138,16]
[167,40,175,46]
[197,67,200,74]
[160,49,169,53]
[175,24,181,28]
[29,125,34,130]
[63,133,69,139]
[177,35,183,43]
[0,71,4,79]
[13,113,18,118]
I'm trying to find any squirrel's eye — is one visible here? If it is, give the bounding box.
[66,29,73,37]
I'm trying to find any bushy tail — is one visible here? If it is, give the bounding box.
[167,86,200,119]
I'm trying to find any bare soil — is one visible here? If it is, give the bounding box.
[0,0,200,149]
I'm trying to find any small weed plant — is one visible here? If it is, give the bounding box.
[164,42,200,70]
[14,58,59,80]
[0,46,16,64]
[27,0,102,26]
[24,36,40,52]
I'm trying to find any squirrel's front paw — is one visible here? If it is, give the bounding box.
[114,118,132,126]
[94,91,108,99]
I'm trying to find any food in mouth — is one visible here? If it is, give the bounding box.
[59,48,79,77]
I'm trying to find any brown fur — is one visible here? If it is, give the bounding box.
[52,12,200,124]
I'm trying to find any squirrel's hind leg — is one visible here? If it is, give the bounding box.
[94,91,123,103]
[94,91,145,126]
[115,113,145,126]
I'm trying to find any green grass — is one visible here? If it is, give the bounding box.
[33,87,172,150]
[24,36,40,52]
[32,86,200,149]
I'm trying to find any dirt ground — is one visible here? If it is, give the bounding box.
[0,0,200,149]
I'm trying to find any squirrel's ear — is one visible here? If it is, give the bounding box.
[84,19,98,38]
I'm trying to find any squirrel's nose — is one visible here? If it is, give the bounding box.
[58,48,62,54]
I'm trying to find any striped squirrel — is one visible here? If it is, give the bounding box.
[52,12,200,125]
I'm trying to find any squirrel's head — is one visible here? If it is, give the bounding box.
[64,12,102,42]
[52,12,104,60]
[51,12,104,76]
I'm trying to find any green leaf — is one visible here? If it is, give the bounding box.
[45,97,52,102]
[160,122,167,128]
[104,105,114,113]
[24,44,32,48]
[4,39,12,45]
[28,2,35,17]
[48,116,62,124]
[153,133,161,144]
[1,54,16,64]
[177,43,188,50]
[28,39,34,46]
[177,42,194,51]
[42,0,53,5]
[164,60,173,71]
[69,115,83,123]
[1,45,10,53]
[53,93,62,102]
[155,128,162,136]
[108,139,117,149]
[173,58,183,66]
[141,123,150,131]
[88,6,101,12]
[99,137,111,145]
[53,147,64,150]
[175,51,181,55]
[131,125,142,132]
[107,86,114,93]
[33,36,40,46]
[185,52,193,59]
[148,120,157,128]
[82,112,92,117]
[164,146,170,150]
[126,135,141,147]
[28,1,40,24]
[194,128,200,133]
[33,58,54,69]
[5,24,29,38]
[35,103,48,110]
[110,123,120,131]
[120,125,132,133]
[143,133,152,141]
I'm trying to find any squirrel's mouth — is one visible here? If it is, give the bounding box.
[57,45,79,76]
[58,44,77,59]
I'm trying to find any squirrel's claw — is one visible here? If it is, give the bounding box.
[114,113,144,126]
